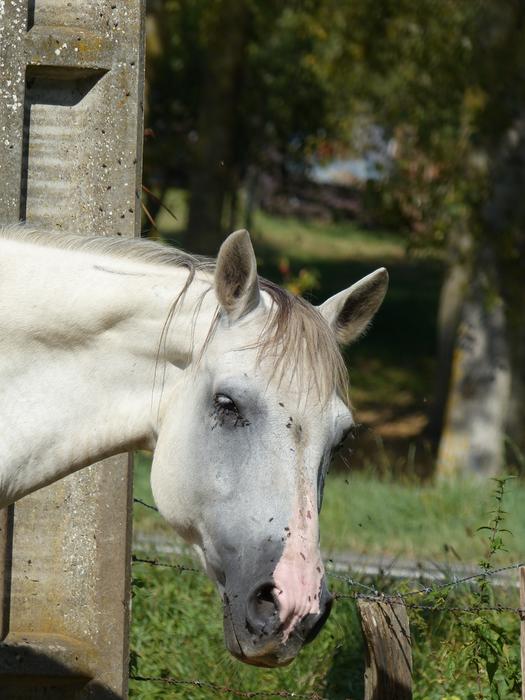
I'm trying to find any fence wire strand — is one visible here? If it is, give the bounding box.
[130,674,325,699]
[395,561,524,598]
[329,561,524,598]
[132,551,524,614]
[332,591,523,614]
[134,497,159,512]
[132,554,200,574]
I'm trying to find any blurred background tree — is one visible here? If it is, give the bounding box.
[319,0,525,476]
[142,0,525,479]
[145,0,334,251]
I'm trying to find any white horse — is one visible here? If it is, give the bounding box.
[0,225,387,667]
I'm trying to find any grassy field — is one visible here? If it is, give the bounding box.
[130,558,364,700]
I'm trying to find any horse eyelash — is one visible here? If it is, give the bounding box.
[214,393,238,412]
[334,428,353,454]
[213,395,251,428]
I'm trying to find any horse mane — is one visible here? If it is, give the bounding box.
[0,224,349,404]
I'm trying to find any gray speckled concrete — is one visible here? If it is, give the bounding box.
[0,1,145,697]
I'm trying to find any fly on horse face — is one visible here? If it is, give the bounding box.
[0,225,387,667]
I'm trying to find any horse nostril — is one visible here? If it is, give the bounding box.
[246,583,280,634]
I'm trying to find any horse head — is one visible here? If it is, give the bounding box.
[151,230,388,667]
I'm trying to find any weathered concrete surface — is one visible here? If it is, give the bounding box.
[0,1,145,697]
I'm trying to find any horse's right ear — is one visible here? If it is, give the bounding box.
[215,229,260,322]
[318,268,388,345]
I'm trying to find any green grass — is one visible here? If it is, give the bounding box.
[321,470,525,565]
[250,209,407,263]
[130,561,364,699]
[153,188,407,262]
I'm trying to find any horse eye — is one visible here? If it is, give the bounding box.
[214,393,239,415]
[334,427,353,453]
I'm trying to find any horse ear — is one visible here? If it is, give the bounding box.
[215,229,260,321]
[318,268,388,345]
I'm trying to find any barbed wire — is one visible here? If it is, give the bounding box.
[333,591,523,615]
[132,552,523,615]
[395,560,524,598]
[132,554,200,574]
[134,497,159,511]
[327,570,381,595]
[130,675,324,698]
[329,561,524,599]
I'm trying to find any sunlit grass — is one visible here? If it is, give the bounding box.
[130,558,364,699]
[320,469,525,565]
[251,208,407,262]
[151,187,408,262]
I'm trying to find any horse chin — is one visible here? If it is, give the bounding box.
[222,609,302,668]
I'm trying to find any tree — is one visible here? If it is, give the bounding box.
[145,0,335,253]
[318,0,525,475]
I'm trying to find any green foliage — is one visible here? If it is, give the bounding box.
[460,478,521,699]
[314,0,480,247]
[277,256,320,296]
[410,477,521,700]
[145,0,334,185]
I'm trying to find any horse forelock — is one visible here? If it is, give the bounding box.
[192,278,349,406]
[1,224,350,405]
[255,280,350,406]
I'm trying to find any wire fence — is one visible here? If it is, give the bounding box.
[130,674,325,699]
[130,497,524,698]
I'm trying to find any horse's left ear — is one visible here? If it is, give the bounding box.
[215,229,260,321]
[318,268,388,345]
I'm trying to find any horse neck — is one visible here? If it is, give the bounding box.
[0,237,214,505]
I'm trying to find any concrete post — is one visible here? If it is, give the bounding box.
[0,2,145,698]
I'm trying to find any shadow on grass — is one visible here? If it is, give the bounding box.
[322,600,366,700]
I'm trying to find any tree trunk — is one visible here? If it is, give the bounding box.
[505,321,525,469]
[185,0,248,255]
[483,112,525,466]
[436,253,510,478]
[427,229,472,444]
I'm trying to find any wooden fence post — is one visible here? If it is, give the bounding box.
[358,598,413,700]
[518,566,525,700]
[0,1,145,697]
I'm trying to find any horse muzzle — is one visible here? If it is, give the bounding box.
[222,576,333,667]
